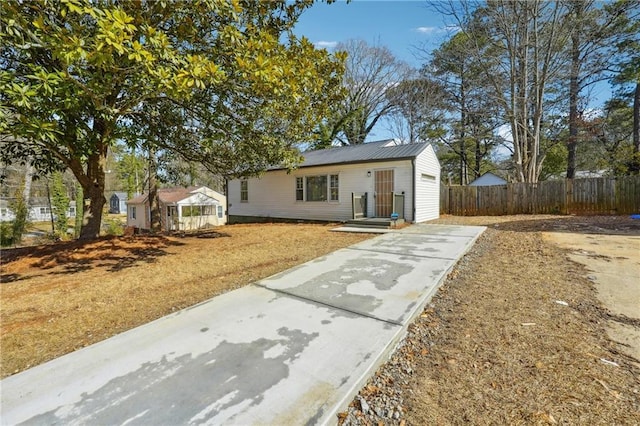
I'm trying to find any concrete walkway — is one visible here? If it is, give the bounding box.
[1,224,485,426]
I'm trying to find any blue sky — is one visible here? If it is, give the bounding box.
[294,1,455,141]
[293,0,613,143]
[294,0,454,68]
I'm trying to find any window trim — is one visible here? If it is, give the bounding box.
[295,173,340,203]
[240,179,248,202]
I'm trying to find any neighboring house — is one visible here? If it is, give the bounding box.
[126,186,227,232]
[0,197,76,222]
[0,198,16,222]
[228,139,441,223]
[27,197,77,222]
[109,192,128,214]
[469,172,508,187]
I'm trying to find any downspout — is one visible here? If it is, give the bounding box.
[224,178,229,225]
[412,159,416,223]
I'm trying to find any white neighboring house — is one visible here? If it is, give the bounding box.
[126,186,227,232]
[228,139,441,223]
[468,172,508,187]
[0,197,76,222]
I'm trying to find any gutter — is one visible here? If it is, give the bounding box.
[412,159,416,222]
[225,177,229,225]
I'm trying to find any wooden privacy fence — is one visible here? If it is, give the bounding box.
[441,176,640,216]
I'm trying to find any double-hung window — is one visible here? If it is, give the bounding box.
[240,180,248,202]
[296,174,339,202]
[296,177,304,201]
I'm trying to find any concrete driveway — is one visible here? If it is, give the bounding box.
[1,224,485,425]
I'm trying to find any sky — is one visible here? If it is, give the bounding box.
[292,0,614,143]
[292,0,459,141]
[293,0,455,68]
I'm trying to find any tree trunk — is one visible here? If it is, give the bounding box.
[148,146,161,232]
[566,9,581,180]
[80,178,106,240]
[631,82,640,174]
[74,184,83,238]
[77,129,110,240]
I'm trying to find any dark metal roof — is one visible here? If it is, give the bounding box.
[272,140,431,170]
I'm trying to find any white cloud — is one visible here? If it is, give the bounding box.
[414,25,461,35]
[315,41,338,49]
[415,26,438,34]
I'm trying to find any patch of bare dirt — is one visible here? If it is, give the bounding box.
[340,215,640,425]
[0,223,373,378]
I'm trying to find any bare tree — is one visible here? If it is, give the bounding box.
[434,0,569,182]
[385,71,447,144]
[331,39,410,145]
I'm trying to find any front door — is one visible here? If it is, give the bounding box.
[375,169,394,217]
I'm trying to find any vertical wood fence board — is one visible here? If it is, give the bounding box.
[441,176,640,216]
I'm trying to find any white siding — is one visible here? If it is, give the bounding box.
[414,144,441,223]
[126,203,147,229]
[229,160,415,222]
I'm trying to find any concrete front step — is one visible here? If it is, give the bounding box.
[345,218,405,229]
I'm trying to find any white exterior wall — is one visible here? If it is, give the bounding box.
[126,203,148,229]
[174,192,225,230]
[229,160,415,222]
[413,144,441,223]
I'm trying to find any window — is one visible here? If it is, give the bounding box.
[202,205,214,216]
[240,180,248,202]
[40,207,51,215]
[130,206,136,219]
[295,177,304,201]
[306,175,327,201]
[330,174,339,201]
[421,173,436,181]
[1,208,7,216]
[217,205,223,218]
[182,205,198,217]
[296,174,340,202]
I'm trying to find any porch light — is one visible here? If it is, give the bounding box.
[367,171,371,177]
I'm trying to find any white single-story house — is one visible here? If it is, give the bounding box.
[469,172,507,187]
[109,192,128,214]
[126,186,227,232]
[0,197,76,222]
[228,139,441,223]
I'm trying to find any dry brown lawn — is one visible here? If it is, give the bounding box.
[0,223,372,378]
[340,215,640,425]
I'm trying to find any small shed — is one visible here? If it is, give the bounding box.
[469,172,507,187]
[126,186,227,232]
[109,192,128,214]
[228,139,441,224]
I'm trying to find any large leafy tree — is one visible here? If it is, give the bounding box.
[1,0,344,240]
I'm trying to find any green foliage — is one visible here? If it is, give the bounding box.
[113,143,146,198]
[1,0,345,239]
[50,172,70,238]
[1,221,14,247]
[9,181,29,245]
[102,216,124,236]
[540,143,568,181]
